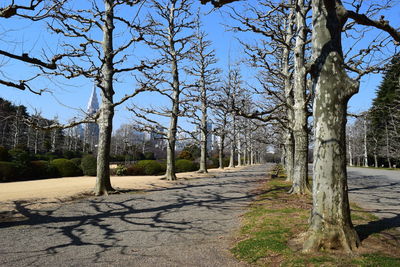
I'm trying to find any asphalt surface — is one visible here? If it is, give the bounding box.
[347,167,400,238]
[0,165,268,267]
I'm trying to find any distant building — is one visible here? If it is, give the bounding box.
[144,126,166,149]
[83,86,100,153]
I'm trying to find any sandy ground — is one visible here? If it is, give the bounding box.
[0,167,244,214]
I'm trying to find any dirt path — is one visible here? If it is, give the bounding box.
[0,165,267,267]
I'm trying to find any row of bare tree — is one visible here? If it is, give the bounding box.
[1,0,399,254]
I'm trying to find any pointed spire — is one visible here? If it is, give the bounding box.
[87,84,99,115]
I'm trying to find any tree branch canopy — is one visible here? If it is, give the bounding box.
[346,11,400,43]
[0,49,62,70]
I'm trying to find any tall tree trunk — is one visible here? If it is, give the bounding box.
[198,75,208,173]
[290,0,310,194]
[363,117,368,167]
[385,121,392,168]
[94,0,116,196]
[348,135,353,166]
[284,132,294,181]
[303,1,359,252]
[219,134,225,169]
[228,115,236,168]
[283,5,295,182]
[166,104,178,180]
[164,0,180,181]
[237,137,242,166]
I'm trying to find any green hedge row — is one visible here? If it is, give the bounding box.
[0,155,99,182]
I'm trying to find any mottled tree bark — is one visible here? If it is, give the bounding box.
[363,117,368,167]
[284,132,294,181]
[94,0,116,196]
[237,137,242,166]
[283,7,295,182]
[165,1,180,181]
[198,74,208,173]
[218,134,225,169]
[290,0,310,194]
[165,60,179,181]
[303,1,359,252]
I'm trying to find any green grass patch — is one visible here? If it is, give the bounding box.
[231,169,400,266]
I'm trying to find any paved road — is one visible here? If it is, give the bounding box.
[0,165,268,267]
[347,167,400,238]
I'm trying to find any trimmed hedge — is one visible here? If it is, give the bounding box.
[175,159,198,173]
[81,155,97,176]
[135,160,163,175]
[30,160,59,179]
[0,147,9,161]
[51,159,82,177]
[0,161,16,181]
[71,158,82,169]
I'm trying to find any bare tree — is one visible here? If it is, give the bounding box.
[46,0,152,195]
[133,0,195,180]
[0,0,65,94]
[303,0,400,252]
[185,20,220,173]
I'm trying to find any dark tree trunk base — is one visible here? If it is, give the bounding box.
[94,185,118,196]
[288,183,310,195]
[302,225,360,253]
[197,169,208,174]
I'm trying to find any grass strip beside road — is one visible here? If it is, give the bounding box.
[231,172,400,266]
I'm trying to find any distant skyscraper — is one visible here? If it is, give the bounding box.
[84,85,100,153]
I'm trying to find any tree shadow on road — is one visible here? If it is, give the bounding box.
[0,169,268,266]
[355,211,400,243]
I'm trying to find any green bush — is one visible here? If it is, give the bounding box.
[81,155,97,176]
[136,160,162,175]
[175,159,198,173]
[0,161,17,181]
[29,160,59,179]
[64,150,81,159]
[0,147,10,161]
[144,152,155,160]
[8,149,31,178]
[51,159,82,177]
[9,149,30,165]
[70,158,82,169]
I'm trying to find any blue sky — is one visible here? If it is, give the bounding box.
[0,1,399,131]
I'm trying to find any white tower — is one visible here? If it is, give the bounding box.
[83,85,100,153]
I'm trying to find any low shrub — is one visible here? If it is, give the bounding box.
[81,155,97,176]
[51,158,82,177]
[29,160,59,179]
[175,159,198,173]
[126,164,145,175]
[0,146,9,161]
[115,165,128,176]
[144,152,156,160]
[0,161,17,181]
[136,160,162,175]
[70,158,82,169]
